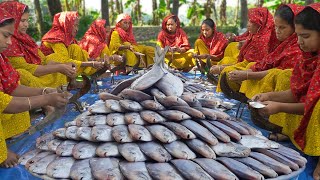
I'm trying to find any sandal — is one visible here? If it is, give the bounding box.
[268,133,289,142]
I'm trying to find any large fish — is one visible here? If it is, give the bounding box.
[89,100,113,114]
[28,154,57,175]
[91,124,113,142]
[161,122,196,139]
[118,143,147,162]
[90,158,124,180]
[270,146,307,167]
[124,112,146,125]
[47,139,63,152]
[171,159,213,180]
[95,142,120,157]
[180,93,202,107]
[211,142,251,158]
[210,121,241,141]
[139,142,172,162]
[70,159,93,180]
[193,158,238,180]
[105,99,126,112]
[219,120,250,135]
[140,110,166,123]
[46,157,75,179]
[171,106,205,119]
[181,120,218,145]
[164,141,196,159]
[186,139,216,159]
[53,128,66,139]
[146,125,177,143]
[110,74,141,95]
[146,163,184,180]
[106,113,126,126]
[140,100,166,111]
[36,133,55,151]
[155,72,184,97]
[128,124,153,141]
[25,151,53,170]
[198,98,222,108]
[217,157,265,180]
[157,96,189,107]
[77,127,95,141]
[236,120,262,135]
[196,107,230,120]
[65,120,77,127]
[201,120,231,143]
[235,157,278,178]
[56,140,78,156]
[88,115,107,126]
[150,88,167,99]
[112,125,133,143]
[119,99,144,112]
[75,115,90,127]
[119,161,152,180]
[158,110,191,121]
[120,89,152,102]
[65,126,81,140]
[72,141,97,159]
[239,135,280,149]
[99,92,123,101]
[19,149,42,165]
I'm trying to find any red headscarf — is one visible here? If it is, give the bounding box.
[40,11,79,55]
[79,19,107,59]
[0,8,20,94]
[251,4,303,72]
[293,3,320,150]
[108,14,136,45]
[0,1,41,65]
[238,7,278,62]
[157,14,190,49]
[198,19,228,57]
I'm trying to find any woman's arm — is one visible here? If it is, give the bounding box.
[253,89,298,103]
[248,70,269,80]
[259,101,304,115]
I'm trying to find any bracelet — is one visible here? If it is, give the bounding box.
[92,61,96,68]
[27,97,32,110]
[42,87,48,95]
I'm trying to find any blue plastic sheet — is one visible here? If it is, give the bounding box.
[0,74,316,180]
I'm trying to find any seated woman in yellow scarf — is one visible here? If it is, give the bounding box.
[193,18,228,71]
[157,14,194,71]
[228,4,303,98]
[40,11,105,75]
[252,4,320,178]
[108,14,154,69]
[212,7,278,92]
[0,9,69,168]
[79,19,122,64]
[0,1,75,88]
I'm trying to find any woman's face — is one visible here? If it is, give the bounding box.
[295,24,320,52]
[247,21,260,34]
[72,18,79,37]
[166,18,177,33]
[119,19,130,31]
[18,13,29,34]
[0,22,14,53]
[201,23,214,38]
[274,16,294,42]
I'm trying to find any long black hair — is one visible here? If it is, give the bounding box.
[295,6,320,31]
[202,18,215,29]
[275,5,295,27]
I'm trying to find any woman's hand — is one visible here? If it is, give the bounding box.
[110,55,123,63]
[57,63,77,78]
[225,32,236,42]
[228,70,248,82]
[46,92,70,108]
[258,101,282,116]
[251,93,271,102]
[210,65,223,75]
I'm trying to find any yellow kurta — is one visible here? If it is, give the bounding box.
[0,93,30,163]
[194,39,218,65]
[42,42,94,75]
[240,69,293,99]
[8,50,68,88]
[109,31,155,67]
[218,42,240,65]
[156,41,194,70]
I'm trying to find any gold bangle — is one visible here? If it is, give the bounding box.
[42,87,48,95]
[27,97,32,110]
[246,71,249,80]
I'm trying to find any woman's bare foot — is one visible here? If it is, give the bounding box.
[313,157,320,180]
[0,150,19,168]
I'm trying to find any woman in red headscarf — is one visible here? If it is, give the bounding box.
[0,1,76,88]
[41,12,105,75]
[157,14,194,71]
[253,4,320,179]
[79,19,122,64]
[193,18,228,67]
[0,7,68,168]
[213,7,278,92]
[109,14,154,68]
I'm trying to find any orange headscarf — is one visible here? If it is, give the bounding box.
[198,19,228,58]
[251,4,303,72]
[108,14,136,45]
[0,8,20,94]
[237,7,278,62]
[0,1,41,65]
[293,3,320,150]
[79,19,107,59]
[40,11,79,55]
[157,14,190,49]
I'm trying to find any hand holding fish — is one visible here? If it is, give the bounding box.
[46,92,70,108]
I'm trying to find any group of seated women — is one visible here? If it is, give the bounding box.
[0,1,320,179]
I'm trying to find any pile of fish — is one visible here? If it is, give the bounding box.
[19,46,307,180]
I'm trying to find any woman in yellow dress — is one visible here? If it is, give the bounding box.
[210,7,278,92]
[0,10,69,168]
[0,1,75,88]
[40,11,105,75]
[193,18,228,70]
[157,14,194,71]
[108,14,154,68]
[253,4,320,179]
[228,4,303,98]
